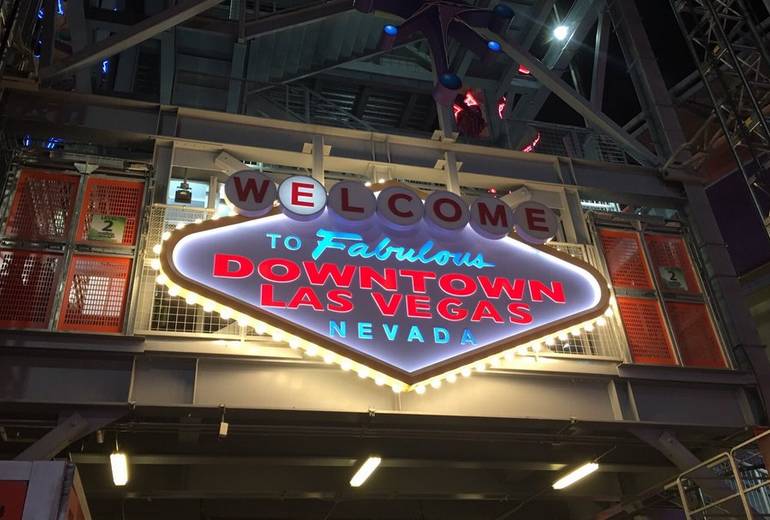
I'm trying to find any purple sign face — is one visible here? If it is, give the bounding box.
[162,204,610,384]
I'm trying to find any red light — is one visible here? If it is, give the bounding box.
[452,103,463,120]
[463,91,479,107]
[521,131,541,153]
[518,64,530,74]
[488,188,497,194]
[497,96,506,119]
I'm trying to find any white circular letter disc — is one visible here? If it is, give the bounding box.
[328,181,376,221]
[278,176,327,219]
[224,170,277,217]
[470,196,513,239]
[513,201,558,244]
[376,186,424,226]
[424,191,469,230]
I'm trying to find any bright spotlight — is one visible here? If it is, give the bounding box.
[553,25,570,41]
[552,462,599,490]
[110,452,129,486]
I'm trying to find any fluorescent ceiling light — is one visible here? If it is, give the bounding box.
[553,25,570,41]
[110,452,129,486]
[350,456,382,487]
[552,462,598,490]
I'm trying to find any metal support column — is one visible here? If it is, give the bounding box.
[312,135,325,184]
[160,30,175,105]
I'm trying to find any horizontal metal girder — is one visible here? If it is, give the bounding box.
[40,0,224,81]
[243,0,354,39]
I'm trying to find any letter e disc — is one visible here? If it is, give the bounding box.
[224,170,277,217]
[377,186,423,226]
[278,176,327,219]
[425,191,469,230]
[513,201,558,244]
[328,181,376,221]
[470,196,513,239]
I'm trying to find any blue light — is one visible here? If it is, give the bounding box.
[46,137,63,150]
[56,0,64,15]
[37,8,44,19]
[22,135,31,147]
[101,59,110,75]
[487,40,501,52]
[383,24,398,36]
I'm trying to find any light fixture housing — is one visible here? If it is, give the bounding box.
[110,452,129,486]
[350,456,382,487]
[553,24,570,41]
[552,462,599,490]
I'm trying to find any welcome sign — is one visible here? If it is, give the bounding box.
[158,173,610,390]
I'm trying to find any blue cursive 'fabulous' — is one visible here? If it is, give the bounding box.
[311,229,495,269]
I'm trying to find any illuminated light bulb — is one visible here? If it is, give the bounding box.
[545,337,556,346]
[604,308,613,317]
[504,350,515,361]
[237,315,248,327]
[414,385,426,395]
[531,342,542,352]
[392,384,403,393]
[357,368,369,379]
[203,301,215,313]
[571,329,581,337]
[167,285,180,297]
[161,231,171,241]
[375,375,386,386]
[490,357,502,368]
[253,321,266,335]
[552,462,599,490]
[341,359,353,371]
[364,181,372,187]
[194,219,202,224]
[584,324,594,332]
[211,214,220,221]
[474,361,486,372]
[460,367,472,378]
[155,273,168,285]
[110,452,129,486]
[152,244,162,255]
[430,379,441,389]
[288,336,301,349]
[609,296,617,306]
[447,373,458,383]
[306,345,319,357]
[553,24,570,41]
[220,308,232,320]
[175,222,186,230]
[323,352,335,364]
[558,333,569,342]
[271,330,284,342]
[185,293,198,305]
[597,317,607,326]
[150,258,161,270]
[378,178,386,184]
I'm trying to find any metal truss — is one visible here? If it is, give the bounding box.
[670,0,770,205]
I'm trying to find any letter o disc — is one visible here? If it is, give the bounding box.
[278,176,327,219]
[470,196,513,239]
[425,191,469,230]
[377,186,423,226]
[513,201,558,244]
[328,181,376,221]
[224,170,277,217]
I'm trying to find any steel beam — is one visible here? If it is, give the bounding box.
[590,11,609,111]
[473,27,660,166]
[67,0,93,93]
[40,0,224,81]
[243,0,353,39]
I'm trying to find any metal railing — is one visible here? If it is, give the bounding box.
[669,429,770,519]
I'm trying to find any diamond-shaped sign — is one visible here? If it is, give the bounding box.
[160,201,609,386]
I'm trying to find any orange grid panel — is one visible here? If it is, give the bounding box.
[58,255,132,333]
[645,234,701,295]
[598,228,654,290]
[0,249,62,329]
[617,296,677,365]
[666,301,726,368]
[4,169,80,242]
[76,178,144,246]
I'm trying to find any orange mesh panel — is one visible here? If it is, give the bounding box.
[4,169,80,241]
[645,234,700,295]
[598,229,653,290]
[76,178,144,246]
[617,296,676,365]
[666,301,726,368]
[58,255,132,333]
[0,249,62,329]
